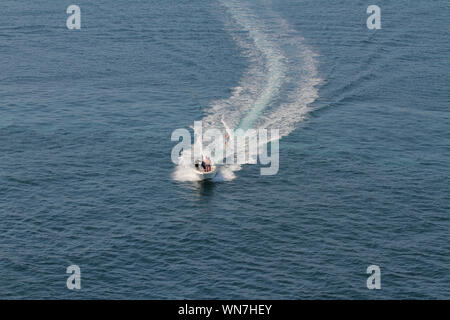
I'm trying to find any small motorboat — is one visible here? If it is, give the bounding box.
[194,158,217,180]
[194,166,217,181]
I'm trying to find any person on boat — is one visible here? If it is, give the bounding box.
[201,159,206,171]
[204,156,212,172]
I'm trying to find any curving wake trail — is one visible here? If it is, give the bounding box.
[174,0,322,182]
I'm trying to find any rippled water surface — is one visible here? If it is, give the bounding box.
[1,0,449,299]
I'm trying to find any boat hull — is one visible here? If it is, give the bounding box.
[195,166,217,180]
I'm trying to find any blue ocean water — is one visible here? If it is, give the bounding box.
[0,0,449,299]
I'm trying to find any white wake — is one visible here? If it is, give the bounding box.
[173,0,322,182]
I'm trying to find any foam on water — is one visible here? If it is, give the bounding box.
[173,0,322,182]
